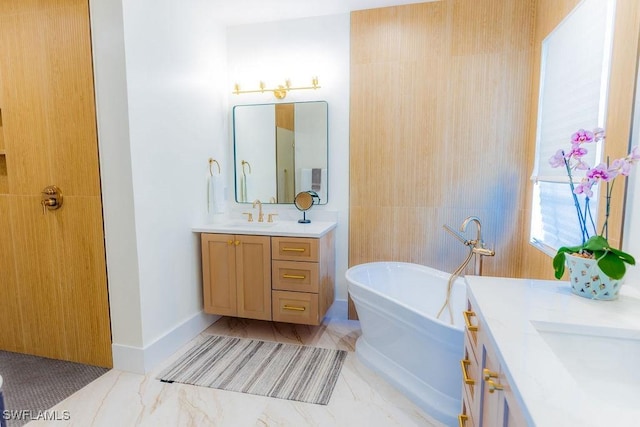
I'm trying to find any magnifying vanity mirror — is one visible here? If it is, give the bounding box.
[294,190,320,223]
[233,101,328,204]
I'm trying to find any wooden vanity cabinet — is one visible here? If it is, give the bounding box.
[201,233,271,321]
[201,230,335,325]
[460,298,526,427]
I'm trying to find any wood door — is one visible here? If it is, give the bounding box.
[201,233,237,316]
[0,0,112,367]
[236,235,271,321]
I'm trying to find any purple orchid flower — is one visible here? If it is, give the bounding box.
[549,149,565,168]
[587,163,613,182]
[566,143,588,159]
[573,179,594,198]
[628,145,640,164]
[609,158,630,177]
[571,129,594,144]
[593,127,605,142]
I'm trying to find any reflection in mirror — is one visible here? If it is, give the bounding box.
[233,101,328,204]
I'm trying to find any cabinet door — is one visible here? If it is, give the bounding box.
[202,234,237,316]
[503,391,527,427]
[236,234,272,320]
[479,338,502,427]
[478,327,526,427]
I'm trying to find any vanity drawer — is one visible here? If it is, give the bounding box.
[464,299,479,348]
[272,290,319,325]
[460,392,476,427]
[272,260,319,293]
[272,237,319,262]
[462,332,479,403]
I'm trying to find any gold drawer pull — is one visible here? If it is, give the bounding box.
[460,360,475,385]
[483,368,499,381]
[486,379,504,393]
[283,274,306,280]
[463,310,478,332]
[458,414,468,427]
[283,305,306,312]
[282,247,305,252]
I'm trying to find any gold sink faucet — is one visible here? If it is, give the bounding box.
[252,199,264,222]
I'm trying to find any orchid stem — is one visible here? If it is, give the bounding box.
[600,179,613,239]
[564,158,589,244]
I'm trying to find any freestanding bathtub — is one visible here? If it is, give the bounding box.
[346,262,466,426]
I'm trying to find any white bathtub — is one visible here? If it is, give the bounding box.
[346,262,465,426]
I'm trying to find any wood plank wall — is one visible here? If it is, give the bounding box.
[349,1,536,278]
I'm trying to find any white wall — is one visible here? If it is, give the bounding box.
[89,0,144,350]
[91,0,227,373]
[226,14,352,300]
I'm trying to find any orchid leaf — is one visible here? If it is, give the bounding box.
[552,237,635,281]
[608,247,636,265]
[552,246,579,279]
[583,235,609,252]
[597,253,626,280]
[552,252,566,279]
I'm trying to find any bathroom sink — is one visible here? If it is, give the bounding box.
[531,320,640,407]
[223,220,277,228]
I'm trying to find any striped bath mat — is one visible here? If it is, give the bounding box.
[157,335,347,405]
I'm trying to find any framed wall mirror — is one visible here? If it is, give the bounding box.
[233,101,328,204]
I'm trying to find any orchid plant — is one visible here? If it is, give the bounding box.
[550,128,639,280]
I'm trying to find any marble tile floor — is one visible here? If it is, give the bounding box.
[26,305,444,427]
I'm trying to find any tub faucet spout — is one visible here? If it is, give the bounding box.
[460,216,494,275]
[460,216,481,244]
[444,216,495,276]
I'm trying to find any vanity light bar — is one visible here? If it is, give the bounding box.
[232,77,320,99]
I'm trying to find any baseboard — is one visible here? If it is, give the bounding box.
[112,311,219,374]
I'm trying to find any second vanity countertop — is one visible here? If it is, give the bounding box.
[465,275,640,426]
[192,220,336,238]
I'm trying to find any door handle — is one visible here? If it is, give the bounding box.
[41,185,63,214]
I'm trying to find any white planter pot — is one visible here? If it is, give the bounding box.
[565,253,624,300]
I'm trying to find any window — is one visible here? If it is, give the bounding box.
[530,0,616,256]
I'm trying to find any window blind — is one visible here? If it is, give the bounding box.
[530,0,616,252]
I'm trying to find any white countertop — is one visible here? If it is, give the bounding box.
[192,220,336,238]
[465,276,640,427]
